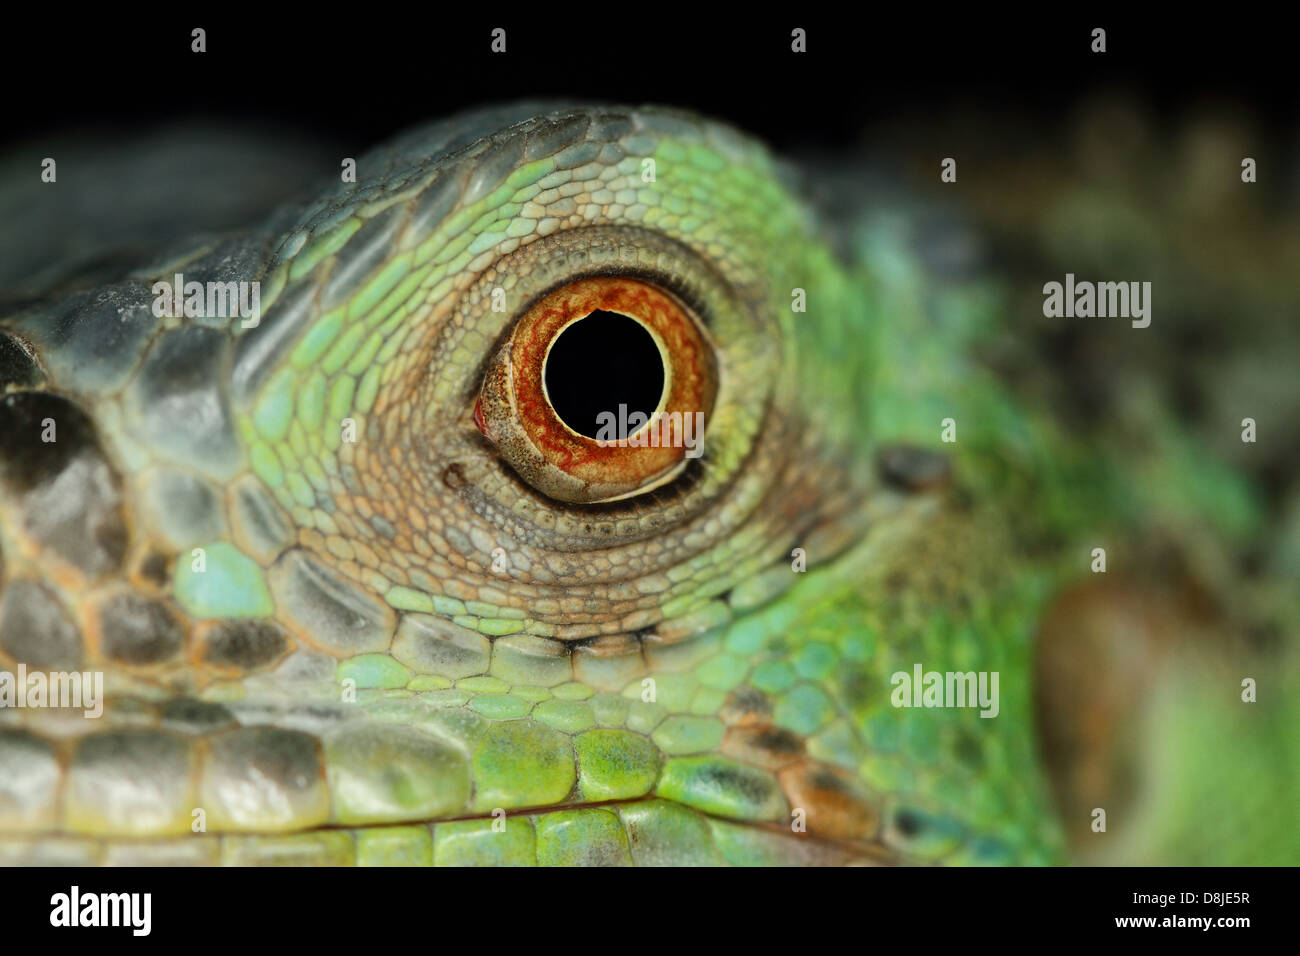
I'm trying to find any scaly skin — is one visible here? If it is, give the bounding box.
[0,104,1294,865]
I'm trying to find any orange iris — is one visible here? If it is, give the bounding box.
[475,276,717,503]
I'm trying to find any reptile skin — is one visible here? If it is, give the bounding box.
[0,104,1295,866]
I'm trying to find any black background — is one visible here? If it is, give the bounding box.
[3,9,1294,151]
[4,865,1283,941]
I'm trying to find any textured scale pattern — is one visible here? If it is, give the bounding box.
[2,103,1293,866]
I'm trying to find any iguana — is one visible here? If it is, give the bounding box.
[0,103,1294,865]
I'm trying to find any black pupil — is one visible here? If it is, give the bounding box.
[544,310,665,439]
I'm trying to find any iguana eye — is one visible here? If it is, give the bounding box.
[475,276,717,503]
